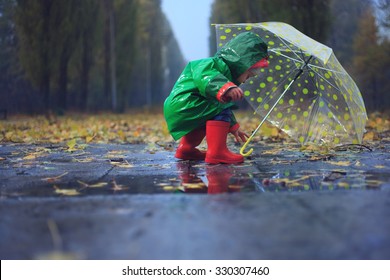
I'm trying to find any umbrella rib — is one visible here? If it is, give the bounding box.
[271,33,305,63]
[307,65,340,92]
[307,64,345,75]
[269,49,303,64]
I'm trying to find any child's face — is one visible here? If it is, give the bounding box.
[237,69,256,84]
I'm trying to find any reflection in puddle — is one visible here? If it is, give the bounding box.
[157,161,389,195]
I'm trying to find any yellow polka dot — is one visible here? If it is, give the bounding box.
[278,99,284,105]
[225,28,231,33]
[291,114,297,121]
[299,136,305,143]
[275,65,281,70]
[260,82,266,88]
[303,88,309,94]
[333,94,338,101]
[268,41,275,46]
[245,26,252,30]
[264,104,269,110]
[328,112,333,118]
[289,99,295,106]
[220,35,227,40]
[284,124,290,130]
[334,137,340,144]
[303,111,309,117]
[344,113,350,121]
[257,97,263,103]
[244,90,250,96]
[277,112,283,118]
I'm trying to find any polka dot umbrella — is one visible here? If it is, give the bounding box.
[215,22,368,156]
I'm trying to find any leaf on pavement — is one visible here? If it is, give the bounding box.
[327,161,351,167]
[54,185,80,196]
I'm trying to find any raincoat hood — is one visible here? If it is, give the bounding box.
[216,31,268,79]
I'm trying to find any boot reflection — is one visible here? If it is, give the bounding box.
[206,165,238,194]
[176,161,207,193]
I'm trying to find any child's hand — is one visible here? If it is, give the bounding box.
[223,87,243,102]
[231,128,249,143]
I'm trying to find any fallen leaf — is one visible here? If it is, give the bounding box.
[327,161,351,167]
[66,139,77,151]
[374,165,386,169]
[54,185,80,196]
[42,172,69,183]
[112,179,128,191]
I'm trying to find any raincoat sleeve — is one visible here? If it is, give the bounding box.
[190,59,237,102]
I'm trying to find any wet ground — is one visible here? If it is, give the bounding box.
[1,141,390,259]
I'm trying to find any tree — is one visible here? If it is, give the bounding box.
[209,0,331,55]
[14,0,55,112]
[352,6,390,111]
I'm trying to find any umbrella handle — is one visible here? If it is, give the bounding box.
[240,134,255,156]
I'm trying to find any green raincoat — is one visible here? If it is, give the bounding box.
[164,32,268,140]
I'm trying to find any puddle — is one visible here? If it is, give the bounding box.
[4,162,388,198]
[1,143,389,198]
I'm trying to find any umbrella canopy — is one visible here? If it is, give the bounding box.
[215,22,368,154]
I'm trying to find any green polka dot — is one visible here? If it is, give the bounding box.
[275,65,282,70]
[299,136,305,143]
[277,112,283,118]
[319,101,325,107]
[245,26,252,30]
[291,114,297,121]
[320,85,325,90]
[303,88,309,95]
[260,82,266,88]
[278,99,284,105]
[267,76,273,82]
[333,94,338,101]
[244,90,250,96]
[225,28,231,33]
[344,113,350,121]
[303,111,309,117]
[289,99,295,106]
[257,97,263,103]
[284,124,290,130]
[325,73,330,79]
[328,112,333,118]
[264,104,269,110]
[220,35,227,40]
[268,41,275,46]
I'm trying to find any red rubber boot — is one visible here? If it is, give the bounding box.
[205,121,244,164]
[175,126,206,160]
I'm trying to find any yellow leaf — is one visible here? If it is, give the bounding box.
[327,161,351,167]
[374,165,386,169]
[89,182,108,188]
[66,139,77,151]
[23,154,37,160]
[54,187,80,196]
[85,134,96,143]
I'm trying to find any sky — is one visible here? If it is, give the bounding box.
[161,0,214,62]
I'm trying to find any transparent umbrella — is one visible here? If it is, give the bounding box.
[215,22,368,156]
